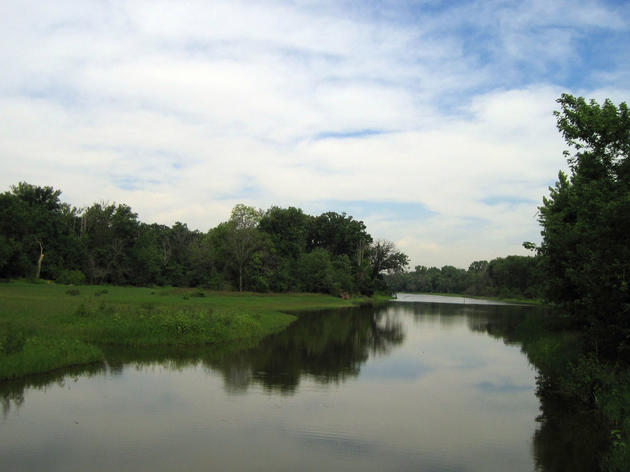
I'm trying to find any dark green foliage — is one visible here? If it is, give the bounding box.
[488,255,542,298]
[538,95,630,358]
[385,256,542,300]
[259,206,310,259]
[57,269,86,285]
[66,288,81,296]
[296,248,337,294]
[529,94,630,470]
[307,211,372,258]
[0,183,406,295]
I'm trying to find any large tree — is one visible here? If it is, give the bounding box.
[227,204,262,292]
[0,183,80,280]
[538,94,630,357]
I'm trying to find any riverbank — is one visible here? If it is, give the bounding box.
[510,311,630,471]
[0,281,379,380]
[398,291,542,305]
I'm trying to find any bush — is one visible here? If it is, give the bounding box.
[57,269,86,285]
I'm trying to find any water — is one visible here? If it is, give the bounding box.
[0,295,593,471]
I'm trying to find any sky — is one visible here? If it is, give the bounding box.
[1,0,629,269]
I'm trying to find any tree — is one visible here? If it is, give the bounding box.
[368,240,409,294]
[0,182,80,280]
[227,204,262,292]
[80,202,140,284]
[308,211,372,261]
[259,206,310,260]
[538,94,630,357]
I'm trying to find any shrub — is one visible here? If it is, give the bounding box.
[57,269,86,285]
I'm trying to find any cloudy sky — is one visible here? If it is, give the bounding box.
[1,0,629,268]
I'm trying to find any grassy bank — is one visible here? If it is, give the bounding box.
[0,281,369,380]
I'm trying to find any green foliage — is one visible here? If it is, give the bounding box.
[66,288,81,296]
[57,269,86,285]
[0,337,103,380]
[385,255,541,299]
[538,94,630,358]
[517,310,630,471]
[0,183,407,296]
[296,248,337,294]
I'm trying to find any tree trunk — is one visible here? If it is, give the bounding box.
[35,240,44,279]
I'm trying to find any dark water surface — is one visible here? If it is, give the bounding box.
[0,295,590,471]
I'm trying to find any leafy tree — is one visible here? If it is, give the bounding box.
[0,182,81,280]
[259,206,310,260]
[538,94,630,357]
[368,240,409,279]
[80,202,140,284]
[487,256,540,299]
[296,248,336,294]
[308,211,372,262]
[227,204,262,292]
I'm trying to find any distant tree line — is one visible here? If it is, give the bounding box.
[0,184,408,295]
[384,254,542,300]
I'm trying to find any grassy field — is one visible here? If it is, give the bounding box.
[0,281,373,380]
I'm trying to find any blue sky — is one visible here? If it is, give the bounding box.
[1,0,629,267]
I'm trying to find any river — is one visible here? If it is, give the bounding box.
[0,294,597,471]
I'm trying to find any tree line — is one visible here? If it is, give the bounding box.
[384,254,542,300]
[0,186,408,295]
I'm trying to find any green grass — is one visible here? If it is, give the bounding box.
[0,281,366,380]
[0,337,103,380]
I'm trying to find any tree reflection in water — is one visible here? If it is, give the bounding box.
[0,301,611,471]
[217,305,404,393]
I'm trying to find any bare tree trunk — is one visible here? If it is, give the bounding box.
[35,240,44,279]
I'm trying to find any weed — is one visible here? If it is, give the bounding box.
[66,288,81,296]
[75,303,89,317]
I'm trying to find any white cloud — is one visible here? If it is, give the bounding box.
[1,0,628,268]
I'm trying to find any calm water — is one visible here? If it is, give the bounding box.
[0,295,600,471]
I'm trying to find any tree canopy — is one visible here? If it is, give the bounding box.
[538,94,630,358]
[0,184,408,296]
